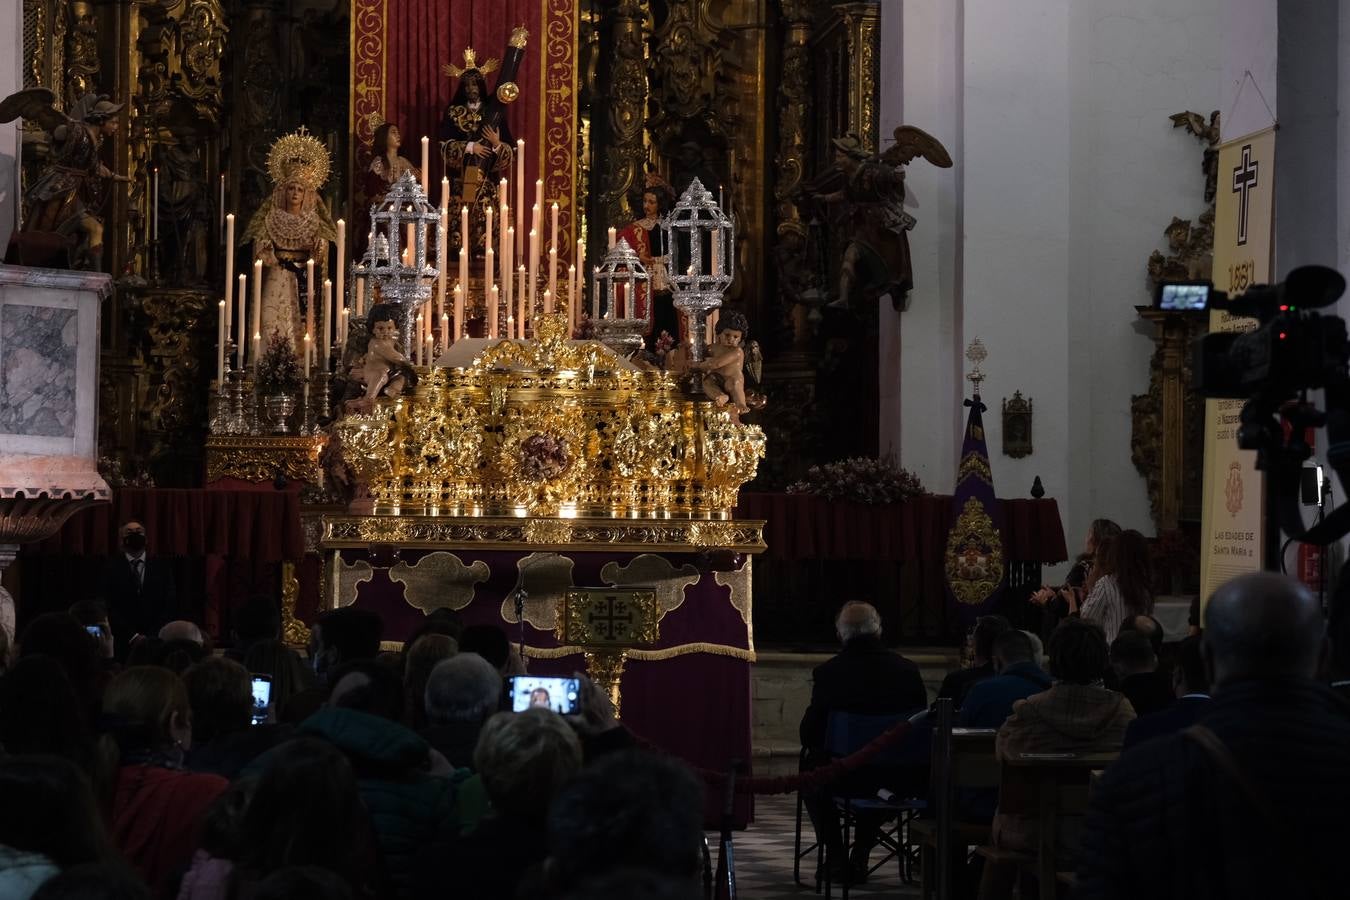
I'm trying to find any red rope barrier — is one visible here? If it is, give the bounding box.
[626,718,917,796]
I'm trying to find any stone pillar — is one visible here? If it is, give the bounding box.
[0,265,113,631]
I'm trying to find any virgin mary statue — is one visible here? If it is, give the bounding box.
[243,128,337,350]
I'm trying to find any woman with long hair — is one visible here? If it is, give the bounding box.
[0,755,116,897]
[97,667,228,895]
[1077,530,1155,643]
[229,738,379,898]
[1029,518,1122,636]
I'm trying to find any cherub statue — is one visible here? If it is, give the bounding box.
[689,311,763,422]
[360,304,416,402]
[0,89,132,270]
[802,125,952,311]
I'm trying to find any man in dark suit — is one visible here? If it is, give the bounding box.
[101,519,176,658]
[935,615,1010,709]
[1077,573,1350,899]
[799,601,928,884]
[1122,635,1209,747]
[1109,630,1173,717]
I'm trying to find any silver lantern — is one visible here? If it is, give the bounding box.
[661,177,733,365]
[364,171,443,355]
[590,237,651,357]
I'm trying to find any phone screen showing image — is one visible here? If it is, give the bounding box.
[250,676,272,725]
[507,676,581,715]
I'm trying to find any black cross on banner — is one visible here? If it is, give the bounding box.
[1232,143,1259,247]
[586,596,635,641]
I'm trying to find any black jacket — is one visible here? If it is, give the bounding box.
[1122,695,1210,749]
[799,635,928,755]
[1076,678,1350,900]
[1117,671,1175,718]
[101,554,177,655]
[936,661,995,708]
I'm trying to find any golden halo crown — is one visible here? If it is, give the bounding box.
[266,126,330,191]
[442,47,500,79]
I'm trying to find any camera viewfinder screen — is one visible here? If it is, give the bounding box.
[1159,283,1210,311]
[251,677,271,724]
[509,676,581,714]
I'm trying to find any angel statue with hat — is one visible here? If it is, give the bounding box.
[243,127,337,352]
[0,89,133,270]
[440,26,527,249]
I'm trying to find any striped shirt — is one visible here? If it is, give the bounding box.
[1080,574,1126,643]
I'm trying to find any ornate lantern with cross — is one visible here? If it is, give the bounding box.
[662,177,734,367]
[558,587,659,715]
[364,170,444,355]
[589,237,652,357]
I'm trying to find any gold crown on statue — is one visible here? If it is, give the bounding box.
[509,25,529,49]
[443,47,500,79]
[266,126,331,190]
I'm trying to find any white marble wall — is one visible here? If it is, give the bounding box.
[0,266,110,500]
[883,0,1223,572]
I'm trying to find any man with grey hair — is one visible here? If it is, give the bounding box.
[1077,572,1350,899]
[420,652,503,768]
[799,601,927,883]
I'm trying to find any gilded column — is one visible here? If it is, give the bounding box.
[598,0,648,227]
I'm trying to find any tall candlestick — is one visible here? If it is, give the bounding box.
[531,202,542,267]
[251,259,262,362]
[223,214,235,338]
[305,258,315,344]
[485,247,495,314]
[550,201,559,258]
[453,283,464,342]
[322,279,332,367]
[488,285,499,339]
[216,300,226,387]
[567,263,577,333]
[420,136,430,194]
[498,179,508,212]
[607,227,616,249]
[303,333,311,380]
[533,180,543,226]
[515,140,525,262]
[336,219,346,314]
[528,228,539,310]
[237,275,247,369]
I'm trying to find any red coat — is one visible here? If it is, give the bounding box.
[110,764,228,895]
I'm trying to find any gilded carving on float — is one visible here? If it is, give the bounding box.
[600,554,701,620]
[389,551,490,613]
[204,435,326,484]
[321,516,765,553]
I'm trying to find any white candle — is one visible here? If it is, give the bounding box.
[355,278,365,318]
[533,180,543,228]
[500,206,510,320]
[499,179,508,213]
[711,226,721,275]
[420,136,429,194]
[440,311,449,345]
[152,167,159,243]
[518,265,526,331]
[441,176,450,213]
[459,206,470,298]
[305,258,315,343]
[322,279,332,367]
[515,140,525,262]
[567,263,577,333]
[437,208,448,322]
[251,259,262,359]
[223,214,235,338]
[415,313,424,364]
[507,314,515,341]
[485,247,495,313]
[505,224,515,319]
[528,228,539,310]
[531,202,542,266]
[489,284,499,338]
[216,300,226,387]
[485,207,494,297]
[303,332,311,380]
[453,283,464,342]
[548,245,558,310]
[425,333,433,365]
[218,174,225,233]
[336,219,346,315]
[543,287,553,316]
[237,274,247,369]
[607,227,616,249]
[550,201,559,259]
[252,331,260,372]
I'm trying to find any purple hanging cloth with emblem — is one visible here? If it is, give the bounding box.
[943,386,1007,626]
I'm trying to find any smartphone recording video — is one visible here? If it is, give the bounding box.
[250,675,272,725]
[507,676,581,715]
[1156,281,1212,312]
[85,625,102,638]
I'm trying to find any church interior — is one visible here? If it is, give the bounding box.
[1,1,1348,898]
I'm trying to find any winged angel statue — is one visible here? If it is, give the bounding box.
[803,125,952,311]
[0,88,132,270]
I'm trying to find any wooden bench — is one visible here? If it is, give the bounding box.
[913,699,999,900]
[973,752,1117,900]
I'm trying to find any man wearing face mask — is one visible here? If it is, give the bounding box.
[101,520,177,658]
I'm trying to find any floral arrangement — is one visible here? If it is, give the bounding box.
[518,432,571,481]
[786,455,927,505]
[256,330,302,396]
[98,454,155,488]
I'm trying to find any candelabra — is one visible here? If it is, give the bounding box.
[590,238,651,357]
[662,177,734,365]
[364,171,444,355]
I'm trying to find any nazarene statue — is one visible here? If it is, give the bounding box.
[243,127,337,351]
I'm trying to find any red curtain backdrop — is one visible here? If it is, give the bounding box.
[352,0,579,263]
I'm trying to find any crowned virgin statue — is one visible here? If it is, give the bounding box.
[243,128,337,350]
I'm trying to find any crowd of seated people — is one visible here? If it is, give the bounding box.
[0,599,703,900]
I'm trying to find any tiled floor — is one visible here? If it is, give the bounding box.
[708,793,923,899]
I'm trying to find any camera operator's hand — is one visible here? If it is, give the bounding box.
[1030,587,1055,606]
[564,672,619,737]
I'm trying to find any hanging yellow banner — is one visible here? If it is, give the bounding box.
[1198,126,1276,610]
